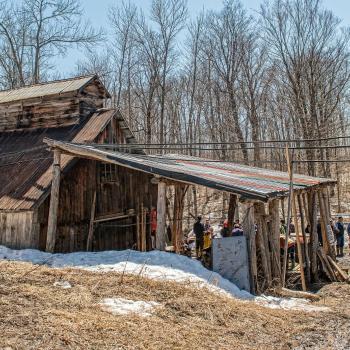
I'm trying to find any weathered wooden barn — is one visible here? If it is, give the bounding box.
[0,76,158,252]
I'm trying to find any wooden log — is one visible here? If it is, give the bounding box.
[280,288,321,301]
[172,184,187,253]
[317,190,333,258]
[327,257,349,282]
[254,203,272,289]
[242,203,257,294]
[227,194,237,232]
[292,195,307,291]
[317,248,337,282]
[297,193,311,283]
[86,191,96,251]
[46,150,61,253]
[307,191,319,282]
[136,213,141,251]
[156,181,167,250]
[268,199,281,282]
[141,203,147,252]
[282,146,294,287]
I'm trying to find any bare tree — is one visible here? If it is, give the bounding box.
[0,0,102,86]
[151,0,187,147]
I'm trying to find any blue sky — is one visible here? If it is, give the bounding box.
[57,0,350,75]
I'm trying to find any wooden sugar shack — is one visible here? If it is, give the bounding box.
[0,75,347,294]
[0,75,158,252]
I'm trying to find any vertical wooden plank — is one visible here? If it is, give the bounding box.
[46,149,61,252]
[282,146,294,287]
[227,194,237,232]
[297,193,311,283]
[317,190,333,258]
[292,195,307,291]
[86,191,96,251]
[254,202,272,290]
[307,191,319,282]
[156,181,167,250]
[242,203,257,294]
[268,199,281,283]
[172,184,187,253]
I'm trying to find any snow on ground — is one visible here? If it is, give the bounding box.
[0,245,328,312]
[100,298,160,317]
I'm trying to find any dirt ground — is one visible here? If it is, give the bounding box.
[0,261,349,350]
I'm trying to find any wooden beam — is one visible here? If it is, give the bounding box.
[269,199,281,282]
[242,203,257,294]
[297,193,311,283]
[307,191,319,282]
[156,181,167,250]
[254,202,272,289]
[46,149,61,252]
[292,195,307,291]
[282,146,294,287]
[86,191,96,251]
[172,184,187,253]
[227,194,237,232]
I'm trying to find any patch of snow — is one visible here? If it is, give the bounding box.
[53,280,72,289]
[100,298,160,317]
[0,245,327,312]
[255,295,329,312]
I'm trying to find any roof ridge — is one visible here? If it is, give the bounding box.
[0,74,96,94]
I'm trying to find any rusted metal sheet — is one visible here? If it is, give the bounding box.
[0,76,94,104]
[0,110,116,211]
[42,142,336,201]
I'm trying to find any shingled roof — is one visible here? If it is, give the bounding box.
[0,109,117,210]
[0,75,110,104]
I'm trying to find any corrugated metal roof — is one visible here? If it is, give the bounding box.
[42,143,336,201]
[0,109,116,210]
[0,76,95,104]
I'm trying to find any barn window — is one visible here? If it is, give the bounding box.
[99,163,119,183]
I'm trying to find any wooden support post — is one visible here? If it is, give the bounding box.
[156,181,167,250]
[242,203,257,294]
[292,195,307,291]
[227,194,237,232]
[254,203,272,290]
[317,190,333,257]
[86,191,96,251]
[172,184,187,253]
[307,191,319,282]
[269,199,281,282]
[136,213,141,251]
[297,193,310,283]
[282,146,293,287]
[46,149,61,253]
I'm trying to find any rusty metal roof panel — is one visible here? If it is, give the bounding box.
[0,110,116,210]
[0,76,95,104]
[45,144,335,201]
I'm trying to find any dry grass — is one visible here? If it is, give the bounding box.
[0,261,349,350]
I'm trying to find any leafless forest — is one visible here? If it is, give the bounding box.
[1,0,350,208]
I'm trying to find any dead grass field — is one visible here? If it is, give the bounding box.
[0,261,349,350]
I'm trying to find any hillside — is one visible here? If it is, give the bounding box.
[0,258,349,349]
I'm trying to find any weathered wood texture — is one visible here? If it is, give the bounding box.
[0,80,105,131]
[156,181,167,250]
[46,150,61,252]
[0,211,40,249]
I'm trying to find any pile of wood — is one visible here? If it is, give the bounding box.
[241,187,349,295]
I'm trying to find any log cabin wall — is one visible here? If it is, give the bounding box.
[0,211,40,249]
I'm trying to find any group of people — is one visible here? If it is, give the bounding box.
[192,216,244,258]
[280,216,350,259]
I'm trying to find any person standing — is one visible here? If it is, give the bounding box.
[335,217,345,257]
[193,216,205,259]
